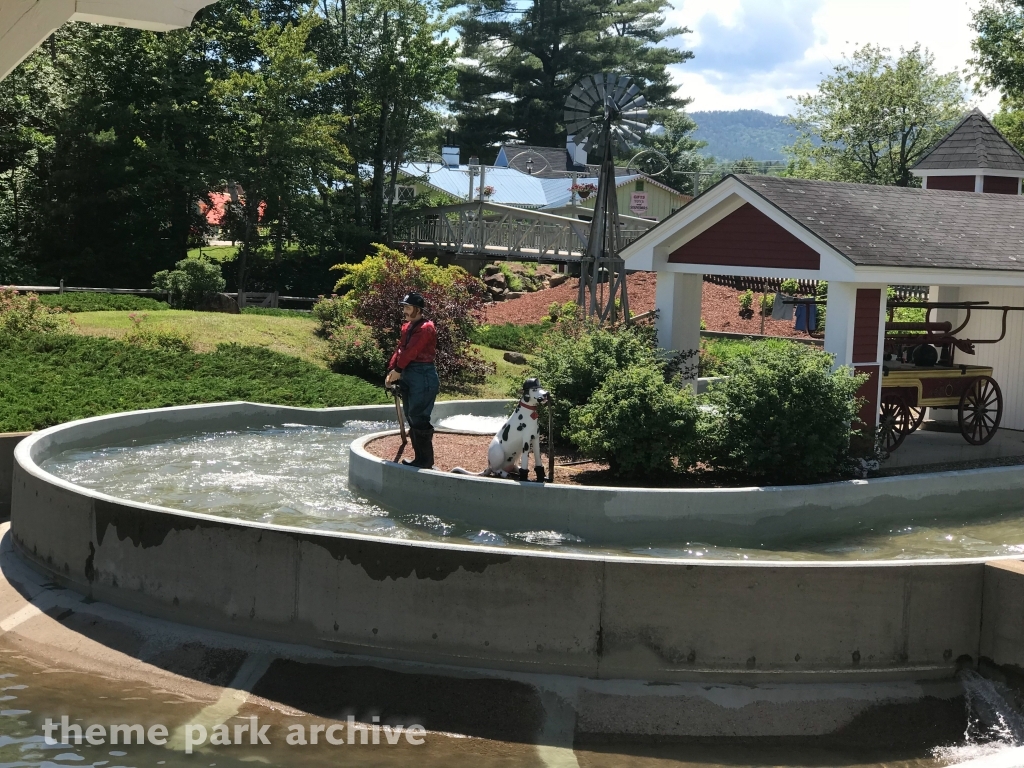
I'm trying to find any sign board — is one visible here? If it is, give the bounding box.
[630,192,648,215]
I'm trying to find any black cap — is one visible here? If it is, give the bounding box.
[400,292,425,308]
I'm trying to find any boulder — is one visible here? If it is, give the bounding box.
[548,273,570,288]
[482,264,503,277]
[200,292,241,314]
[484,272,507,289]
[503,351,528,365]
[505,291,525,300]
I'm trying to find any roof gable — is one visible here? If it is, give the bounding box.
[912,109,1024,173]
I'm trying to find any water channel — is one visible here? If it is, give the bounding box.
[38,422,1024,562]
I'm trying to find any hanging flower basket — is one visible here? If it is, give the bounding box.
[476,185,495,200]
[570,182,597,200]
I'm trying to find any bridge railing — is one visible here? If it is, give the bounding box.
[398,202,655,260]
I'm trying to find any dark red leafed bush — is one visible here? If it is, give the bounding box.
[330,245,492,385]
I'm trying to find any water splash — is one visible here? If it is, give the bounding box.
[933,669,1024,766]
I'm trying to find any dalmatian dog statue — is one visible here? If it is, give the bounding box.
[452,378,550,481]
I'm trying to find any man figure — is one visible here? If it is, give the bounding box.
[385,292,439,469]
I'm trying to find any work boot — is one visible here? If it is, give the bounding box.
[518,467,529,481]
[535,466,546,483]
[416,426,435,469]
[403,427,434,469]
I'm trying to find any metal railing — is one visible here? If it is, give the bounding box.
[398,202,655,261]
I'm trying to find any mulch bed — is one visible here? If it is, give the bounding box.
[479,272,820,340]
[365,432,609,486]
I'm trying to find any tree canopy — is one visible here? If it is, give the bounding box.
[786,44,967,186]
[450,0,692,160]
[973,0,1024,153]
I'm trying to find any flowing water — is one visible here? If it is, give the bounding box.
[39,422,1024,562]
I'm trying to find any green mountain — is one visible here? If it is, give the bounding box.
[690,110,799,162]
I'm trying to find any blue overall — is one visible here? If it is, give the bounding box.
[399,362,439,431]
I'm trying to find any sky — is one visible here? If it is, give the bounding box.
[665,0,1001,116]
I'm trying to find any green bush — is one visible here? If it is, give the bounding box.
[324,322,388,379]
[570,364,699,478]
[760,293,774,313]
[152,255,226,310]
[699,341,866,484]
[699,337,796,377]
[0,332,387,432]
[0,289,71,335]
[311,295,353,336]
[738,289,754,313]
[38,293,169,312]
[497,262,524,292]
[471,322,550,353]
[529,321,667,443]
[779,278,800,294]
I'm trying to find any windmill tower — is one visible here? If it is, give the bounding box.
[564,74,649,323]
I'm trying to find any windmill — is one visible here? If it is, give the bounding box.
[564,74,649,323]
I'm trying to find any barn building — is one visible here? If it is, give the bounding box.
[623,110,1024,435]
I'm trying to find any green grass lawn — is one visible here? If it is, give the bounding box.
[0,332,387,432]
[72,309,328,366]
[187,245,240,262]
[440,344,530,401]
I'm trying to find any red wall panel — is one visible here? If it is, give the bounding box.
[668,203,820,270]
[983,175,1020,195]
[926,175,975,192]
[852,289,881,364]
[855,366,880,430]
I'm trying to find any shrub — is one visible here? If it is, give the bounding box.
[39,293,169,312]
[0,289,71,335]
[779,278,800,294]
[122,313,194,353]
[738,289,754,313]
[529,321,668,443]
[471,322,550,353]
[311,295,354,336]
[0,332,387,432]
[332,245,492,385]
[570,364,699,478]
[699,341,866,484]
[152,255,226,310]
[324,322,388,379]
[760,293,774,313]
[548,300,579,322]
[498,262,524,292]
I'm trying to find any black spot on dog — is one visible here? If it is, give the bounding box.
[502,424,511,442]
[518,414,523,420]
[523,442,529,452]
[517,423,526,431]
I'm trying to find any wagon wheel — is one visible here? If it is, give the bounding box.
[907,406,926,434]
[958,376,1002,445]
[879,393,912,453]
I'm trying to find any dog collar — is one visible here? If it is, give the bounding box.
[519,400,538,411]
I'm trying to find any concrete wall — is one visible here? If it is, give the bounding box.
[351,433,1024,547]
[0,433,30,520]
[10,400,1017,685]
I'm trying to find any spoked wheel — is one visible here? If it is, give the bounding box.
[959,376,1003,445]
[879,393,912,453]
[907,406,926,434]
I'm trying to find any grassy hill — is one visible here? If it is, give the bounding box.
[691,110,800,162]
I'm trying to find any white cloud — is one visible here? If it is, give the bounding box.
[666,0,1001,115]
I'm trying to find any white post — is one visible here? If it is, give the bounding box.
[975,175,985,193]
[824,281,857,368]
[655,271,702,382]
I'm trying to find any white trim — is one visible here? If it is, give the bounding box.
[912,168,1024,179]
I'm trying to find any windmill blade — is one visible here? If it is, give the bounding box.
[570,84,591,106]
[581,76,599,104]
[612,75,630,105]
[565,96,590,113]
[615,126,642,145]
[594,75,607,103]
[622,108,649,122]
[619,118,648,133]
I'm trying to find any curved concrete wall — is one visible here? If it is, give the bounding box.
[7,400,1012,685]
[350,431,1024,546]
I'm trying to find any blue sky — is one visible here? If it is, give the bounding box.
[665,0,1000,115]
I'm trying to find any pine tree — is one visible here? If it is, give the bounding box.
[451,0,692,159]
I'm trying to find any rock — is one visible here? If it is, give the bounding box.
[503,351,528,365]
[548,273,570,288]
[505,291,525,300]
[482,264,503,277]
[200,292,241,314]
[484,272,507,289]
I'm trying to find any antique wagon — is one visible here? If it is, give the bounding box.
[878,301,1016,452]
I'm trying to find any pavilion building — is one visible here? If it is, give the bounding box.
[623,110,1024,432]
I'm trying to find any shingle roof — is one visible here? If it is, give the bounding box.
[732,174,1024,271]
[912,109,1024,172]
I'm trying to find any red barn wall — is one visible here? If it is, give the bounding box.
[984,175,1019,195]
[668,203,820,270]
[926,176,975,192]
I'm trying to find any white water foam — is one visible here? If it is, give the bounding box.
[437,415,507,434]
[933,670,1024,766]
